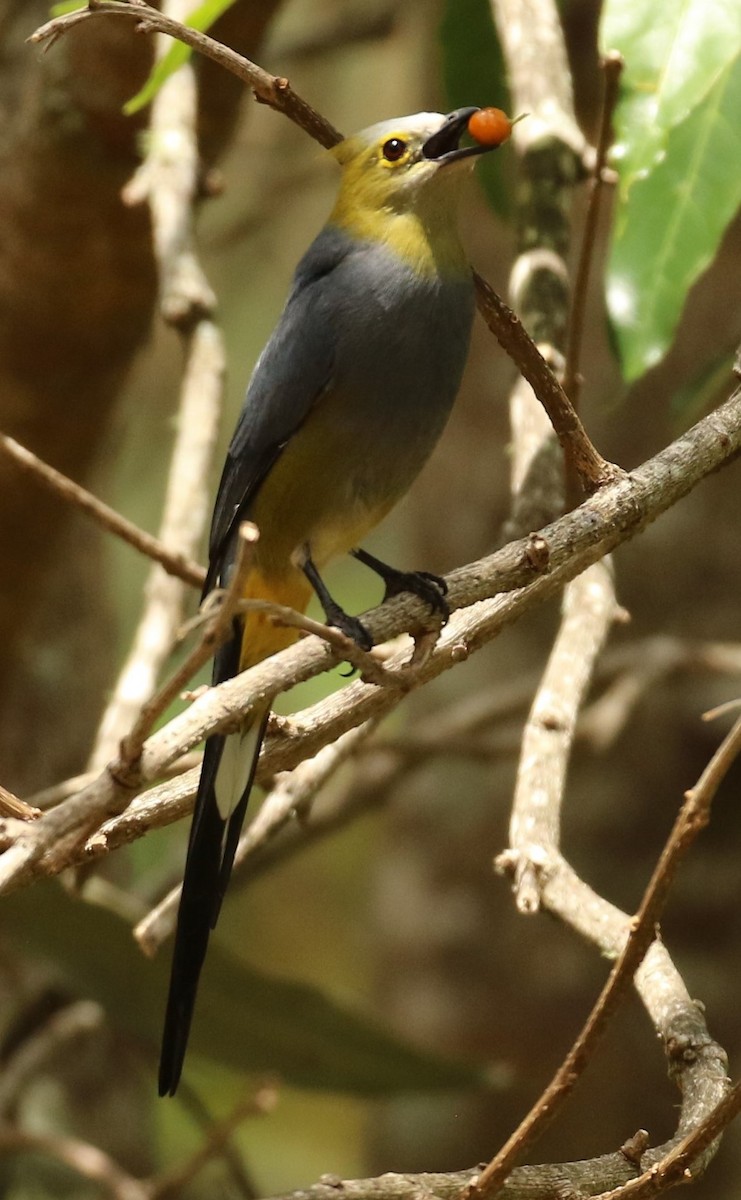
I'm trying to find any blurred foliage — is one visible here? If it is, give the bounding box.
[4,881,486,1095]
[5,0,741,1196]
[440,0,512,217]
[601,0,741,381]
[124,0,242,114]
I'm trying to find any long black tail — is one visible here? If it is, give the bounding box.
[158,633,269,1097]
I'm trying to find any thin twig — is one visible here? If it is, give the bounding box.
[150,1081,278,1200]
[0,1125,149,1200]
[475,715,741,1197]
[592,1082,741,1199]
[562,52,624,407]
[473,273,618,497]
[28,0,342,149]
[0,785,40,822]
[166,1079,259,1199]
[0,432,204,588]
[230,599,412,687]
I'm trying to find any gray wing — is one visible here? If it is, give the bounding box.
[205,226,355,592]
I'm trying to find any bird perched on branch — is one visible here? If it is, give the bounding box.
[159,107,500,1096]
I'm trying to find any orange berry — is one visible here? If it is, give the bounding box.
[468,107,512,147]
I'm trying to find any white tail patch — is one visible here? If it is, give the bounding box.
[214,723,262,822]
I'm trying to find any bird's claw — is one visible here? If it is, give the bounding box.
[383,569,449,623]
[327,607,374,653]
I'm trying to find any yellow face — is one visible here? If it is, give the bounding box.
[331,112,477,214]
[329,110,488,274]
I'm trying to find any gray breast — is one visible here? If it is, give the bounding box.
[326,242,474,484]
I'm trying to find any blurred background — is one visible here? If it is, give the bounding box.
[1,0,740,1196]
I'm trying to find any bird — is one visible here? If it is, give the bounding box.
[159,106,498,1096]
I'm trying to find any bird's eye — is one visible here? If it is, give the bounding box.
[382,137,407,162]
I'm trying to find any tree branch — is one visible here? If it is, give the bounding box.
[562,52,624,407]
[86,3,225,769]
[481,714,741,1195]
[0,432,205,588]
[0,382,738,893]
[29,0,342,149]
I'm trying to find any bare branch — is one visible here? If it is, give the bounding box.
[508,560,618,914]
[484,716,741,1194]
[0,1125,149,1200]
[592,1082,741,1199]
[85,4,226,771]
[470,559,619,1188]
[0,785,40,822]
[121,0,217,330]
[0,432,204,589]
[0,382,738,894]
[41,633,740,820]
[29,0,342,150]
[149,1081,278,1200]
[490,0,588,518]
[23,753,202,812]
[473,275,619,495]
[562,53,624,407]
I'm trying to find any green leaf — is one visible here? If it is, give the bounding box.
[6,882,487,1096]
[600,0,741,198]
[606,52,741,381]
[439,0,512,218]
[123,0,239,115]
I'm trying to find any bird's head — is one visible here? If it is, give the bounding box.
[328,109,495,271]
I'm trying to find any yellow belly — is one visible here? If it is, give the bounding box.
[239,567,313,671]
[248,392,396,575]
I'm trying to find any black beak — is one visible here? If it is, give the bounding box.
[422,107,493,163]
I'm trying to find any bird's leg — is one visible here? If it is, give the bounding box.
[352,547,449,623]
[301,553,373,651]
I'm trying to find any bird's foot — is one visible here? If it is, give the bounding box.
[352,549,449,624]
[325,603,374,652]
[300,551,374,671]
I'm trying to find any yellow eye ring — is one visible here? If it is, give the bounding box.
[382,137,407,162]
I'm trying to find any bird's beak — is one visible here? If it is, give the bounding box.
[422,107,492,164]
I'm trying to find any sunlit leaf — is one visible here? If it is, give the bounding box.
[124,0,239,115]
[6,882,488,1096]
[600,0,741,198]
[439,0,512,218]
[606,52,741,381]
